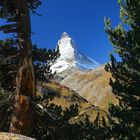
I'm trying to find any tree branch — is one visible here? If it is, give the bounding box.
[0,24,17,31]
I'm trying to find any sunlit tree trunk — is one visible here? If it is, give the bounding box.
[9,0,36,135]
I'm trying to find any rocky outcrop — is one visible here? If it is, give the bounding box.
[0,132,35,140]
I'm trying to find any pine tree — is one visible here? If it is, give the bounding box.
[0,0,41,135]
[105,0,140,139]
[0,38,59,135]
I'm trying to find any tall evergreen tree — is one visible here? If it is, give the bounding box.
[0,0,41,135]
[105,0,140,139]
[0,38,59,135]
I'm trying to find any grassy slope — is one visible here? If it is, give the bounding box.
[37,65,118,122]
[60,65,118,111]
[40,81,108,122]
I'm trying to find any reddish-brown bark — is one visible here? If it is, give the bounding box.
[9,0,36,136]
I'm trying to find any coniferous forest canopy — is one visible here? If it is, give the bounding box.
[0,0,140,140]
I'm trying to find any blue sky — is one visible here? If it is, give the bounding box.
[0,0,121,64]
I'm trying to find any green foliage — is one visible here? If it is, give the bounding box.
[0,38,19,91]
[0,0,41,21]
[0,0,41,42]
[33,45,59,82]
[0,38,59,91]
[0,90,14,132]
[105,0,140,139]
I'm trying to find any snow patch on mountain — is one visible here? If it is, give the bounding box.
[51,32,100,73]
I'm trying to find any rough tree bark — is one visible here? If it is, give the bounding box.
[9,0,36,136]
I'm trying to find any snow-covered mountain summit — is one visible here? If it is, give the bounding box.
[57,32,77,61]
[51,32,100,73]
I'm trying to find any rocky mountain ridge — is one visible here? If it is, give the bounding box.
[51,32,100,73]
[50,32,117,112]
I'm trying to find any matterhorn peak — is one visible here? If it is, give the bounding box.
[51,32,100,73]
[57,32,77,61]
[61,32,70,38]
[58,32,75,48]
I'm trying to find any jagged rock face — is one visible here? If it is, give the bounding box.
[58,32,77,62]
[51,32,100,73]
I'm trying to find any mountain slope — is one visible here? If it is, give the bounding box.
[54,65,118,112]
[37,81,107,122]
[51,32,100,73]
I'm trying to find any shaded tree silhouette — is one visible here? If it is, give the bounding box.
[105,0,140,139]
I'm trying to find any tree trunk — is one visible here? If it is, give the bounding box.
[9,0,36,136]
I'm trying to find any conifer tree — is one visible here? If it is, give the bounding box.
[105,0,140,139]
[0,0,41,135]
[0,38,59,135]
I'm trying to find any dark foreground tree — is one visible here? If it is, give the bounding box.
[0,0,41,135]
[105,0,140,139]
[0,38,59,136]
[0,39,19,91]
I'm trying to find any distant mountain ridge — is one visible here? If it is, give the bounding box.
[51,32,100,73]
